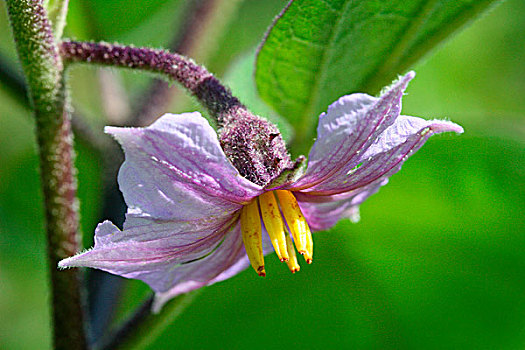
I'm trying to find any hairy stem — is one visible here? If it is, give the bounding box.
[60,40,244,126]
[5,1,86,349]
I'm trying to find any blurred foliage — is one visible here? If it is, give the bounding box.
[0,0,523,349]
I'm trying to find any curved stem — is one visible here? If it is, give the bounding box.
[5,1,87,349]
[60,40,244,126]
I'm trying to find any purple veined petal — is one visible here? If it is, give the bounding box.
[151,221,246,312]
[58,216,239,293]
[300,117,463,196]
[106,113,262,221]
[95,214,237,247]
[291,72,415,191]
[295,180,386,231]
[152,224,275,312]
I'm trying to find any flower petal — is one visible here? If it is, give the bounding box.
[300,116,463,195]
[152,225,275,312]
[59,216,240,294]
[60,217,275,313]
[106,113,262,222]
[291,72,415,190]
[151,224,247,312]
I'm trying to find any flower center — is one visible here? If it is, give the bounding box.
[240,190,313,277]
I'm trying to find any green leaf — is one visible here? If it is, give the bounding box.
[255,0,502,139]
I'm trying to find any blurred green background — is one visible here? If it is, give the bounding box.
[0,0,523,349]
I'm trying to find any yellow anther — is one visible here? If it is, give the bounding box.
[284,234,300,273]
[304,228,313,264]
[258,192,289,262]
[240,199,265,277]
[275,190,312,260]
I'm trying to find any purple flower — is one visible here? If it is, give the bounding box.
[59,72,463,312]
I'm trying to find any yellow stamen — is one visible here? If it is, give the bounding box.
[275,190,313,262]
[240,190,313,276]
[285,234,300,273]
[258,192,289,262]
[240,199,265,276]
[304,228,313,264]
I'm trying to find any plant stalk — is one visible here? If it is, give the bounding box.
[5,1,87,349]
[60,40,244,125]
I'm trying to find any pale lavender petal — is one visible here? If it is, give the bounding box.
[300,117,463,195]
[151,223,247,312]
[58,216,239,292]
[59,218,276,313]
[106,113,262,222]
[152,226,275,312]
[291,72,415,190]
[295,180,386,231]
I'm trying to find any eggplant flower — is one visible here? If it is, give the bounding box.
[59,72,463,312]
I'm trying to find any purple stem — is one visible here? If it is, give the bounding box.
[60,40,243,126]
